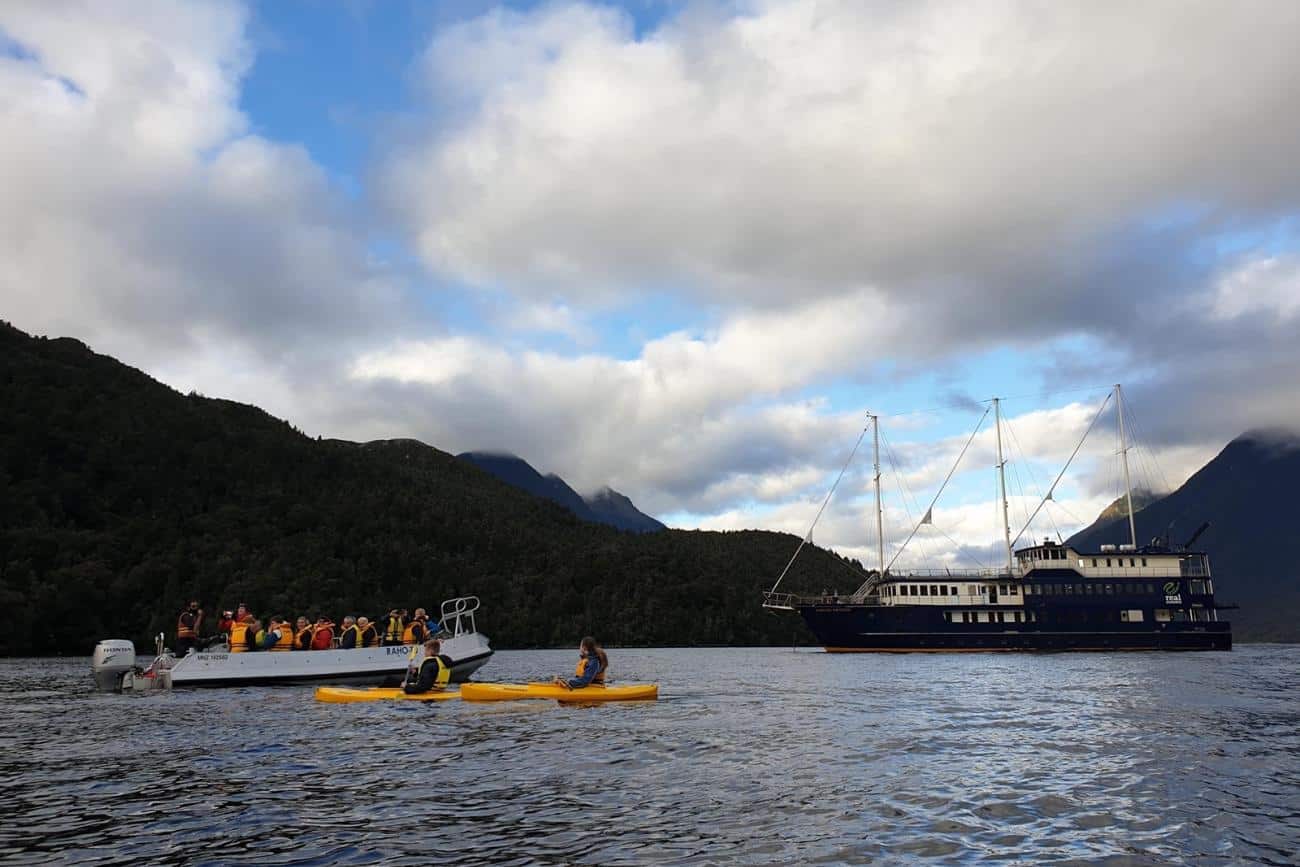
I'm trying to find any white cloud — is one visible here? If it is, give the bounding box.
[1209,256,1300,322]
[387,0,1300,319]
[0,0,408,379]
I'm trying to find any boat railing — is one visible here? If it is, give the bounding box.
[440,596,481,637]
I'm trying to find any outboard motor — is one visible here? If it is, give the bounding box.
[92,639,138,692]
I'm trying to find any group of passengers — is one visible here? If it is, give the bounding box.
[177,602,437,654]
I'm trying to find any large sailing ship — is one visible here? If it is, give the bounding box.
[763,386,1232,651]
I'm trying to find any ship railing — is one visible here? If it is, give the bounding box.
[439,596,480,637]
[762,592,797,611]
[886,567,1017,578]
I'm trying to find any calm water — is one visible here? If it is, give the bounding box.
[1,646,1297,865]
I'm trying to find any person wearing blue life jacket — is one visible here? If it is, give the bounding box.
[553,636,608,690]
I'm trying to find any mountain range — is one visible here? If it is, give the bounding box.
[2,318,1295,652]
[457,452,665,533]
[0,321,852,655]
[1069,430,1300,641]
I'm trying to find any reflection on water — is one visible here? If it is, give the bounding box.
[1,646,1297,865]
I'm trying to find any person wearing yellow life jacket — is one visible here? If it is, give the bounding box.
[357,617,379,649]
[175,601,203,657]
[228,619,251,653]
[245,618,266,652]
[553,636,608,690]
[402,639,453,694]
[401,609,429,645]
[268,617,294,652]
[380,609,405,646]
[338,616,360,649]
[293,617,314,650]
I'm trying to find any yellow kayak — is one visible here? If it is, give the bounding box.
[314,686,460,704]
[459,682,658,703]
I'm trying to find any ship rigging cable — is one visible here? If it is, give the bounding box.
[1010,390,1112,548]
[767,417,872,595]
[885,406,991,573]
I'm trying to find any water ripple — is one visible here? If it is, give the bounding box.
[1,646,1298,865]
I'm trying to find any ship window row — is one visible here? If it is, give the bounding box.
[1187,579,1214,594]
[1154,608,1217,622]
[1085,557,1149,568]
[885,584,960,597]
[944,610,1036,624]
[1025,582,1160,596]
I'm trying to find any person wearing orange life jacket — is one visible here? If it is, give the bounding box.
[228,618,251,653]
[311,617,335,650]
[553,637,608,690]
[234,603,254,625]
[379,609,404,646]
[401,609,429,645]
[263,617,293,651]
[293,617,314,650]
[175,600,203,657]
[338,616,360,649]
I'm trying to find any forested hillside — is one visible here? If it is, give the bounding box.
[0,322,857,655]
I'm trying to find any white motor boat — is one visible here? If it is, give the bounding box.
[92,596,493,692]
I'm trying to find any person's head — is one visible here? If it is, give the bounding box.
[296,617,309,629]
[413,608,427,621]
[222,610,233,620]
[424,639,441,656]
[249,618,262,629]
[342,615,356,627]
[357,616,370,629]
[188,600,200,612]
[316,616,331,625]
[237,603,248,616]
[580,636,607,668]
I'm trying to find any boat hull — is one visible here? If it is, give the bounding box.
[166,633,493,687]
[459,682,659,702]
[798,605,1232,652]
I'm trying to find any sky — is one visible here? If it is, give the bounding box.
[3,0,1299,572]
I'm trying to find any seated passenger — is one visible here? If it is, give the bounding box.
[380,609,405,646]
[357,616,379,649]
[553,636,608,690]
[264,617,293,651]
[234,603,254,625]
[228,617,251,653]
[248,618,266,652]
[311,617,335,650]
[402,609,429,645]
[293,617,313,651]
[402,639,453,694]
[338,616,359,649]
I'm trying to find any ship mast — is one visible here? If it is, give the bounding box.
[1115,383,1137,549]
[871,413,884,576]
[993,397,1014,574]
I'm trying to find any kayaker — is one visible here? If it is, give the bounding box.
[403,639,453,694]
[357,616,379,648]
[175,601,202,656]
[553,636,608,690]
[293,617,314,650]
[338,616,360,649]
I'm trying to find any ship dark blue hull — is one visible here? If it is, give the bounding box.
[797,603,1231,652]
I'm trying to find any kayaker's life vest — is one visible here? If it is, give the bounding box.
[229,622,249,653]
[382,616,403,644]
[176,613,197,640]
[425,655,452,689]
[576,657,607,685]
[295,626,313,650]
[401,620,425,645]
[271,626,294,652]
